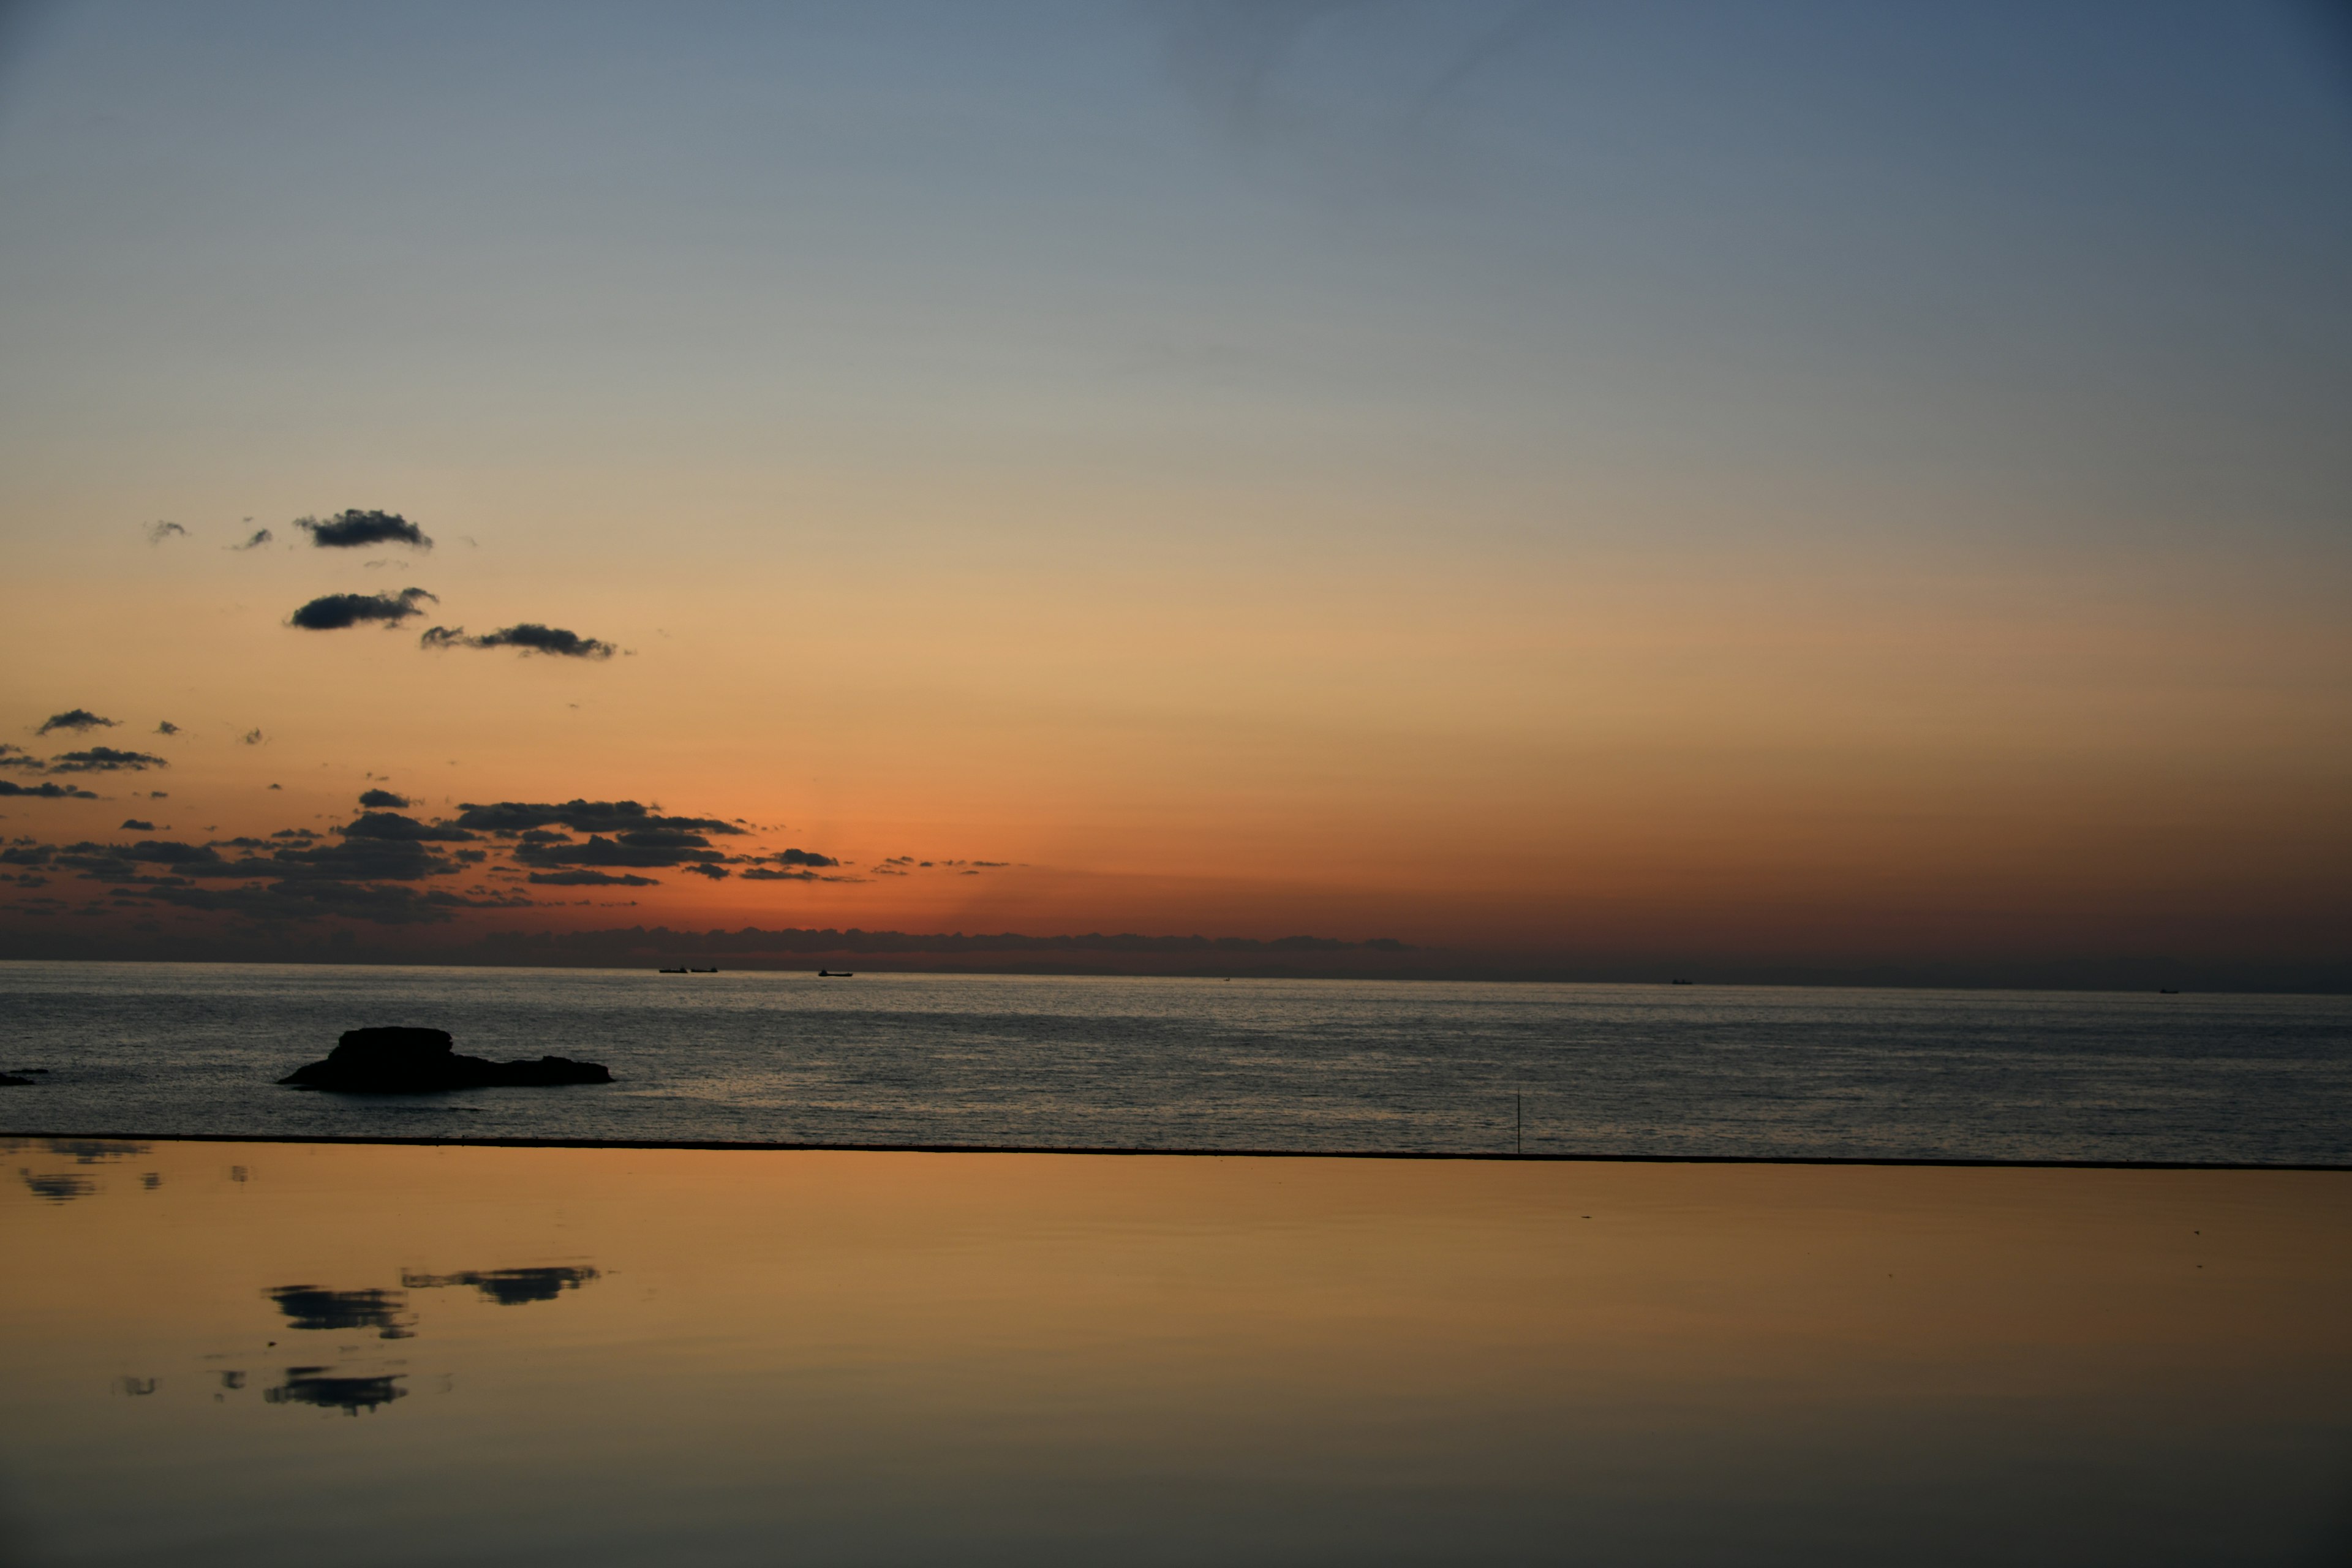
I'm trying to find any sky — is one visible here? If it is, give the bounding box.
[0,1,2346,983]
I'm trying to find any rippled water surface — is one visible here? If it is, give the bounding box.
[2,961,2348,1161]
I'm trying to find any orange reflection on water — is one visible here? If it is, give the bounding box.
[3,1139,2348,1565]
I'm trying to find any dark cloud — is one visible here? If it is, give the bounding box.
[423,888,537,909]
[56,840,243,881]
[740,867,820,881]
[1,846,53,867]
[0,780,97,799]
[57,831,460,890]
[683,863,730,880]
[421,624,616,660]
[358,789,409,809]
[126,840,224,866]
[527,869,660,887]
[249,734,269,748]
[339,811,474,843]
[514,833,722,870]
[611,829,709,850]
[0,744,40,770]
[455,800,743,837]
[119,819,154,831]
[145,521,187,545]
[296,510,432,550]
[268,836,464,881]
[289,588,437,630]
[48,747,168,773]
[230,528,273,551]
[140,880,462,925]
[767,848,840,868]
[38,710,117,735]
[154,720,180,736]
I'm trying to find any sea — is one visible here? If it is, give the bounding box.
[2,960,2346,1163]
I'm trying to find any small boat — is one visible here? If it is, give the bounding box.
[690,967,718,974]
[658,966,689,974]
[817,969,853,978]
[2158,988,2179,995]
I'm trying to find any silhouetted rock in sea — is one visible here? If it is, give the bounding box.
[0,1072,36,1087]
[278,1027,612,1093]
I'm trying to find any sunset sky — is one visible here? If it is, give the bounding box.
[1,2,2346,982]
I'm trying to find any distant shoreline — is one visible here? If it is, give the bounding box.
[1,952,2346,996]
[7,1129,2347,1173]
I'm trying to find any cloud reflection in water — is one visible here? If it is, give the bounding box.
[264,1368,407,1415]
[402,1265,598,1305]
[20,1169,94,1202]
[265,1285,417,1340]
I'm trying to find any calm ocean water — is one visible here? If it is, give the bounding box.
[1,960,2346,1162]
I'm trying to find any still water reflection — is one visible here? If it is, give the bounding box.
[263,1369,407,1416]
[1,1136,2347,1565]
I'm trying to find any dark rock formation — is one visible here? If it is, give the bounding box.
[278,1027,612,1093]
[0,1072,35,1087]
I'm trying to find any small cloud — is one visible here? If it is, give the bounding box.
[154,720,180,736]
[683,863,729,880]
[358,788,409,809]
[148,791,168,799]
[296,510,432,550]
[526,869,659,887]
[145,521,187,545]
[0,744,42,771]
[289,588,437,631]
[0,780,98,799]
[230,527,274,551]
[247,733,268,748]
[49,747,168,773]
[769,848,839,868]
[421,624,616,660]
[119,818,155,831]
[39,710,118,735]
